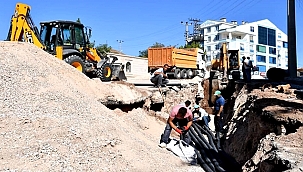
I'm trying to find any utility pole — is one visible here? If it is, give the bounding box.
[117,40,124,53]
[287,0,297,78]
[181,21,192,46]
[189,18,201,37]
[189,18,203,46]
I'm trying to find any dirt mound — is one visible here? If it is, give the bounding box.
[0,42,201,171]
[223,85,303,171]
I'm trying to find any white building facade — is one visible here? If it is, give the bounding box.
[107,53,148,76]
[199,18,288,77]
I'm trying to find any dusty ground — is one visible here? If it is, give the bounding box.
[0,42,204,172]
[1,41,303,172]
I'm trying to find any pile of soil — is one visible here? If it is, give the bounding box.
[0,42,203,171]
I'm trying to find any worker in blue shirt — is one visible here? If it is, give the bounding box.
[213,90,225,133]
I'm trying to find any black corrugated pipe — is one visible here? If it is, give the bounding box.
[193,123,218,153]
[190,124,226,172]
[190,124,211,149]
[203,124,217,142]
[188,129,216,172]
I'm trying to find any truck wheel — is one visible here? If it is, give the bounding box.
[199,69,205,78]
[187,69,193,79]
[96,63,113,82]
[174,68,181,79]
[64,55,85,73]
[181,69,188,79]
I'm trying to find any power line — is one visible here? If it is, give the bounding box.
[123,24,181,41]
[190,0,214,17]
[213,0,262,21]
[215,0,251,20]
[206,0,242,20]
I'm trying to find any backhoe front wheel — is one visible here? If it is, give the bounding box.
[64,55,85,73]
[96,63,113,82]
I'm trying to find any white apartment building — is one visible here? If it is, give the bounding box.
[199,18,288,77]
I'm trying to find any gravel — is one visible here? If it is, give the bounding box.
[0,42,204,171]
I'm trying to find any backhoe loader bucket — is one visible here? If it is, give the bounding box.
[111,63,127,81]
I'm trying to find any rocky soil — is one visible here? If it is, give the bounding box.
[0,42,203,172]
[223,84,303,172]
[1,41,303,172]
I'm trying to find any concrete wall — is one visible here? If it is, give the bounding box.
[108,53,148,75]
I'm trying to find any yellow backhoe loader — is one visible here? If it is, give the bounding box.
[6,3,126,82]
[211,42,241,82]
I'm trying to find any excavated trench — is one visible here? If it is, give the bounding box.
[102,79,303,172]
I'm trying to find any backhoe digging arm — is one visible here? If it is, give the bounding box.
[6,3,44,49]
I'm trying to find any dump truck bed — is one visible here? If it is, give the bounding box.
[148,47,198,69]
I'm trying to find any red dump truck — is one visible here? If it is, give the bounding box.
[148,47,207,79]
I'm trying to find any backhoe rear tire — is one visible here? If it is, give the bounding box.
[96,63,113,82]
[64,55,85,73]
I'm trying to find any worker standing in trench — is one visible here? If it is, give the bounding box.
[158,103,193,148]
[213,90,225,137]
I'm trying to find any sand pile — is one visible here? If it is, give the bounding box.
[0,42,202,171]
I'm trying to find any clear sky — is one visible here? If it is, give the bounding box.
[1,0,303,67]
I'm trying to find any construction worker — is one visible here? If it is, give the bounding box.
[192,104,210,127]
[244,57,253,83]
[150,64,169,88]
[179,100,191,108]
[213,90,225,134]
[159,103,193,148]
[241,56,247,81]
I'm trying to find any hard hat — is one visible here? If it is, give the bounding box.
[214,90,221,95]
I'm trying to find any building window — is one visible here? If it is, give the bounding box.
[208,36,211,42]
[126,62,131,72]
[268,28,276,46]
[207,27,211,33]
[269,47,276,55]
[258,26,276,47]
[250,36,254,43]
[207,55,211,62]
[256,55,266,62]
[283,41,288,48]
[214,34,219,41]
[256,45,266,53]
[207,46,211,51]
[240,43,244,51]
[278,45,281,49]
[250,26,254,32]
[215,44,220,50]
[236,36,241,39]
[258,26,267,45]
[250,45,254,53]
[215,25,219,31]
[269,57,276,64]
[278,33,281,38]
[257,65,266,72]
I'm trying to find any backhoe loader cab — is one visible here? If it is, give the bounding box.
[39,20,87,56]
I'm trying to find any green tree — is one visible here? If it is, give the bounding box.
[138,42,165,58]
[96,44,112,54]
[184,41,201,48]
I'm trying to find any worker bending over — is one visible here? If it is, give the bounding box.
[159,103,193,148]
